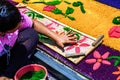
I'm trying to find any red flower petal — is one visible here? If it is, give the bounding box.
[93,62,101,70]
[85,59,96,64]
[93,51,101,59]
[102,52,110,59]
[102,60,111,65]
[108,26,120,38]
[78,36,87,43]
[43,5,56,12]
[65,46,74,51]
[79,43,90,47]
[75,47,80,53]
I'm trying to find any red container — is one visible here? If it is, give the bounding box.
[14,64,48,80]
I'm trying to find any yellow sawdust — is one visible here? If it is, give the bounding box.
[14,0,120,51]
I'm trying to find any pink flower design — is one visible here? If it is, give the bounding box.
[65,36,90,53]
[46,23,55,30]
[46,20,60,30]
[112,66,120,80]
[43,5,56,12]
[85,51,111,70]
[108,26,120,38]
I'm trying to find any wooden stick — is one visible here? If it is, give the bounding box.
[92,35,104,46]
[65,53,85,58]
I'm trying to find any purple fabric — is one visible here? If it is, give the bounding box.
[37,43,120,80]
[19,13,33,31]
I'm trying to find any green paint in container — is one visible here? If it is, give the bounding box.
[20,69,45,80]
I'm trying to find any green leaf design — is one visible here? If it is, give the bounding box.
[22,0,62,5]
[64,1,71,4]
[80,5,86,13]
[52,8,63,14]
[112,16,120,25]
[63,27,71,31]
[72,1,83,7]
[26,11,36,19]
[77,1,83,5]
[72,2,80,7]
[26,11,44,19]
[65,7,74,15]
[38,34,49,39]
[36,14,44,18]
[114,60,120,66]
[67,16,75,20]
[107,56,120,66]
[44,1,62,5]
[72,1,85,14]
[76,32,80,40]
[107,56,120,60]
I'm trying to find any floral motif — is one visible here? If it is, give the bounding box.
[85,51,111,70]
[112,66,120,80]
[65,36,90,53]
[108,26,120,38]
[46,23,56,30]
[43,5,56,12]
[46,20,60,30]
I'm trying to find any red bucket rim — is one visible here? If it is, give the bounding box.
[14,64,48,80]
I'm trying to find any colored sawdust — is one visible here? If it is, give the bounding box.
[20,70,45,80]
[12,1,120,80]
[13,0,120,51]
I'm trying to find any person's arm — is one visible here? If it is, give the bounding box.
[33,19,77,48]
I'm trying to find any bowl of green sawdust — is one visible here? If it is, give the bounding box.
[14,64,48,80]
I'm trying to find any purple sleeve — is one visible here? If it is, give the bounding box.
[19,13,33,30]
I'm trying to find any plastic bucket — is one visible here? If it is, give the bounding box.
[14,64,48,80]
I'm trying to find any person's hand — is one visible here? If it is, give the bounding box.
[55,30,78,48]
[0,76,13,80]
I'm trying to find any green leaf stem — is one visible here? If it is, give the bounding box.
[64,1,71,4]
[114,60,120,66]
[107,56,120,66]
[80,5,86,13]
[44,1,62,5]
[67,16,75,20]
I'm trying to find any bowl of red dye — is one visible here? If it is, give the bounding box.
[14,64,48,80]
